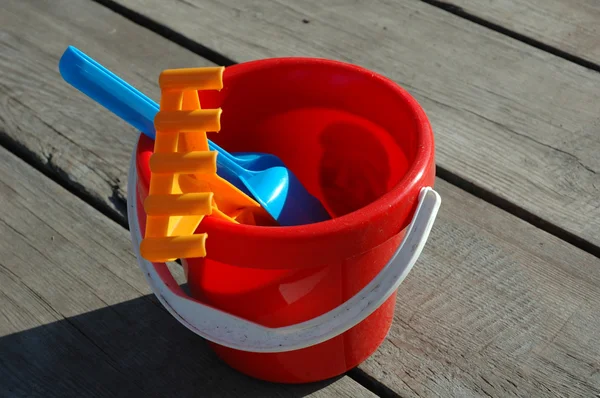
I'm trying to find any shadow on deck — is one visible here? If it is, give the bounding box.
[0,288,342,397]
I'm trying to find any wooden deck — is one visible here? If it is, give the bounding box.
[1,0,598,396]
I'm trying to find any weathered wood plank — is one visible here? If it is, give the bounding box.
[105,0,600,249]
[0,145,375,397]
[0,0,216,222]
[436,0,600,67]
[360,178,600,397]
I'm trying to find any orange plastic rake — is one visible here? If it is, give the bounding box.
[140,67,268,262]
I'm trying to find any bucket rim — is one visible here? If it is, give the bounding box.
[135,57,435,243]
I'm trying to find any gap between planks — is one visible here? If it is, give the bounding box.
[418,0,600,73]
[89,0,600,260]
[91,0,236,67]
[93,0,600,74]
[0,134,129,231]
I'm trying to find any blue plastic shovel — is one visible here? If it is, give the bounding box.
[58,46,331,225]
[57,46,281,172]
[216,150,332,226]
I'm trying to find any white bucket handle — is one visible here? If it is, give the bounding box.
[127,142,441,353]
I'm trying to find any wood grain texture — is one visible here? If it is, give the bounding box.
[107,0,600,249]
[438,0,600,67]
[0,145,375,398]
[0,0,216,222]
[360,178,600,397]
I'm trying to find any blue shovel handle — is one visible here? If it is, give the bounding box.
[58,46,243,161]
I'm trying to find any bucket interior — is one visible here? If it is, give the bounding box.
[198,60,419,218]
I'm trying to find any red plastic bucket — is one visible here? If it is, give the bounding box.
[127,58,440,383]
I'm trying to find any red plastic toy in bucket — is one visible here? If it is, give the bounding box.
[127,58,441,383]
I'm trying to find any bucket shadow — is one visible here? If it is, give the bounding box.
[318,121,392,217]
[0,287,343,398]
